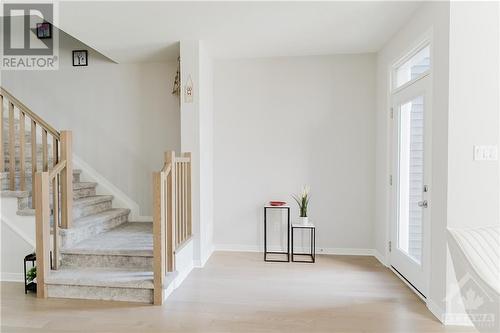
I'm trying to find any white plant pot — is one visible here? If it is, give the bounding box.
[299,217,309,225]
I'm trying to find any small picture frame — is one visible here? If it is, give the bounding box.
[36,22,52,39]
[72,50,88,67]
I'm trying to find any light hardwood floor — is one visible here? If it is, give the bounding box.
[1,252,476,333]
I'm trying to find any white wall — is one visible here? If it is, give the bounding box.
[198,42,214,265]
[1,197,36,281]
[180,40,214,267]
[446,1,500,324]
[448,1,500,229]
[1,30,180,216]
[213,54,376,253]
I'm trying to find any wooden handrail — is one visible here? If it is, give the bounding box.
[152,151,192,305]
[35,141,72,298]
[0,87,60,139]
[1,87,72,299]
[161,162,172,174]
[174,157,191,163]
[49,160,66,179]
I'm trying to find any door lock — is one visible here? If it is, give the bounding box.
[418,200,428,208]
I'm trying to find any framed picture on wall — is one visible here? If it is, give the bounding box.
[72,50,88,67]
[36,22,52,39]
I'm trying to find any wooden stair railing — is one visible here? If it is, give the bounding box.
[152,151,192,305]
[0,87,73,298]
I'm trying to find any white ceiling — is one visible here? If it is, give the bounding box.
[58,1,422,63]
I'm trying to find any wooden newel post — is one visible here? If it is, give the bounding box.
[153,171,164,305]
[60,131,73,229]
[165,151,175,272]
[35,172,50,298]
[184,152,192,238]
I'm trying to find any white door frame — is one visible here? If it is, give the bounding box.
[389,38,433,299]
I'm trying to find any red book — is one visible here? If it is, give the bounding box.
[269,201,287,206]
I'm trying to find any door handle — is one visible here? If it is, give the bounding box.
[418,200,428,208]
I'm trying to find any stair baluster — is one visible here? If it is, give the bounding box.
[0,87,73,299]
[152,150,192,305]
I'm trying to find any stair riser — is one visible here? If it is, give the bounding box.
[73,187,96,200]
[1,182,94,198]
[2,123,34,132]
[73,200,112,219]
[3,163,56,175]
[2,145,47,155]
[2,158,54,167]
[46,284,153,303]
[61,254,153,270]
[61,213,129,248]
[1,172,81,183]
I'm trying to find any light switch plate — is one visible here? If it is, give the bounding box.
[474,145,498,161]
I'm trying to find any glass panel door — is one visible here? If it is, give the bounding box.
[397,96,424,265]
[390,72,430,297]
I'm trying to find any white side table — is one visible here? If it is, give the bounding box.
[291,223,316,263]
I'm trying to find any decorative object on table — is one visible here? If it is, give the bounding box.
[269,200,287,206]
[263,204,290,262]
[72,50,88,66]
[36,22,52,39]
[184,75,194,103]
[291,223,316,263]
[292,185,311,224]
[24,253,37,294]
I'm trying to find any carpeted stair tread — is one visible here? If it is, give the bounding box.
[61,222,153,257]
[73,181,97,190]
[70,208,130,228]
[73,195,113,207]
[46,267,154,289]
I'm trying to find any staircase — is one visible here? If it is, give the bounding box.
[1,89,156,303]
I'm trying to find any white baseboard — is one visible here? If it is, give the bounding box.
[194,246,215,268]
[174,262,193,289]
[134,216,153,222]
[73,154,146,221]
[1,272,24,282]
[373,249,388,266]
[426,299,473,326]
[426,298,444,323]
[214,244,260,252]
[319,248,374,256]
[214,244,375,257]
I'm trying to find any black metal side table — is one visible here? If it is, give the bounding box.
[24,252,37,294]
[264,205,290,262]
[291,223,316,263]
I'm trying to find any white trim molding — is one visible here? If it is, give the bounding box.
[373,250,388,266]
[214,244,377,257]
[426,298,445,323]
[195,245,215,268]
[1,272,24,282]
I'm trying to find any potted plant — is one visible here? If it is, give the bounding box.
[292,185,311,224]
[27,266,36,284]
